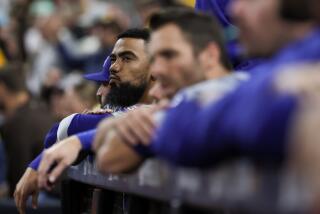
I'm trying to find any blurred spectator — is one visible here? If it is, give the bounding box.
[134,0,163,25]
[63,79,98,114]
[0,17,21,64]
[24,0,128,96]
[43,86,65,121]
[42,73,99,121]
[0,0,10,25]
[0,65,54,196]
[56,18,123,75]
[25,12,64,96]
[134,0,190,25]
[53,1,129,75]
[5,0,30,62]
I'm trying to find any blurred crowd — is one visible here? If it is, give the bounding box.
[0,0,320,213]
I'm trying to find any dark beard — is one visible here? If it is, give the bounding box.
[105,82,147,110]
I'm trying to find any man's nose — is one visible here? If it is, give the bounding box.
[150,57,166,77]
[110,60,121,74]
[149,82,163,101]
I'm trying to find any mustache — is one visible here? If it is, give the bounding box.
[109,74,120,80]
[108,74,121,84]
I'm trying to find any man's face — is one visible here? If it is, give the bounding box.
[107,38,150,108]
[148,24,205,99]
[109,38,149,88]
[230,0,292,57]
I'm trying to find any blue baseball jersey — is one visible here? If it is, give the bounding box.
[195,0,232,27]
[150,73,297,167]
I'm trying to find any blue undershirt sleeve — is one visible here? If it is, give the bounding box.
[67,113,111,136]
[76,129,96,151]
[28,152,43,170]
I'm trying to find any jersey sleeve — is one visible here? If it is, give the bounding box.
[150,73,298,167]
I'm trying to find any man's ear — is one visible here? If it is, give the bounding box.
[198,42,221,71]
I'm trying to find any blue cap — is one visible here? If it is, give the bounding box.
[83,56,110,82]
[195,0,233,27]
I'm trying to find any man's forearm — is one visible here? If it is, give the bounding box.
[76,129,96,151]
[96,130,143,174]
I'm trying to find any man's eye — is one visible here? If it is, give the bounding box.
[123,57,132,61]
[110,58,116,63]
[162,51,177,59]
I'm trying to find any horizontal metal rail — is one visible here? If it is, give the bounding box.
[65,157,311,214]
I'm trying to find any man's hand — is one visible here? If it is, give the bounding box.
[14,168,39,214]
[115,102,169,146]
[276,64,320,212]
[92,106,155,151]
[93,104,165,152]
[113,106,157,145]
[38,136,82,191]
[96,129,143,174]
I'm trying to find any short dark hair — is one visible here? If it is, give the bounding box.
[0,65,26,93]
[117,28,150,42]
[149,8,232,70]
